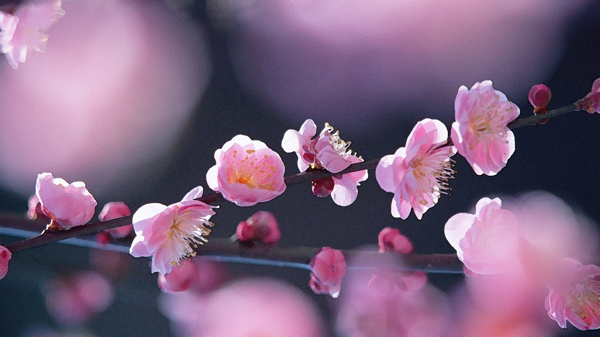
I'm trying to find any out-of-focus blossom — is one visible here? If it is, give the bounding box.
[0,245,11,280]
[528,84,552,111]
[545,258,600,330]
[223,0,586,130]
[89,249,131,278]
[577,78,600,114]
[158,259,199,293]
[451,81,520,176]
[0,0,65,69]
[207,135,286,207]
[378,227,413,254]
[98,202,132,239]
[159,278,325,337]
[309,247,346,298]
[26,194,50,222]
[0,0,211,199]
[282,119,368,206]
[336,251,449,337]
[376,119,456,220]
[129,186,216,275]
[44,271,114,326]
[236,211,281,245]
[444,197,520,275]
[35,172,97,230]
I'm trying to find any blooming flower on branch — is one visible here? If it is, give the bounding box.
[444,197,520,275]
[0,245,11,280]
[0,0,65,69]
[282,119,368,206]
[236,211,281,245]
[207,135,286,207]
[577,78,600,114]
[129,186,216,275]
[309,247,346,298]
[546,258,600,330]
[451,81,520,176]
[376,119,456,220]
[35,172,97,230]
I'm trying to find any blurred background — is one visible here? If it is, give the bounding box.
[1,0,600,336]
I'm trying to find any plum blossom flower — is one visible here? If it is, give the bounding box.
[0,0,65,69]
[444,197,520,275]
[577,78,600,114]
[129,186,216,275]
[98,202,132,239]
[207,135,286,207]
[378,227,413,254]
[0,245,11,280]
[35,172,97,230]
[158,259,199,293]
[451,81,520,176]
[282,119,368,206]
[26,193,50,222]
[236,211,281,245]
[546,258,600,330]
[309,247,346,298]
[376,119,456,220]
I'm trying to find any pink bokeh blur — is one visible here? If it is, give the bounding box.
[222,0,590,129]
[0,0,211,198]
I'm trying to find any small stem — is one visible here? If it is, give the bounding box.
[0,102,586,254]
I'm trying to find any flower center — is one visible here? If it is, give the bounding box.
[567,275,600,326]
[227,149,277,191]
[411,147,455,205]
[469,101,515,142]
[165,209,214,266]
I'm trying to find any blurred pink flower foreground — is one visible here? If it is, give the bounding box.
[0,245,11,280]
[35,172,97,230]
[445,197,520,275]
[376,119,456,220]
[282,119,368,206]
[309,247,347,298]
[546,258,600,330]
[207,135,286,206]
[130,186,216,275]
[0,0,64,69]
[451,81,520,176]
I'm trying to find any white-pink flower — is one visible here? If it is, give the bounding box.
[129,186,216,275]
[207,135,286,207]
[282,119,368,206]
[0,245,11,280]
[35,172,97,230]
[309,247,347,298]
[451,81,520,176]
[444,197,520,275]
[0,0,64,69]
[546,258,600,330]
[376,119,456,220]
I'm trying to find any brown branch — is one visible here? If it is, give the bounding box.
[0,102,586,255]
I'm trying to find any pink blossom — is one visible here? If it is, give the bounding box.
[44,271,114,326]
[545,258,600,330]
[577,78,600,114]
[376,119,456,220]
[451,81,520,176]
[444,197,520,275]
[378,227,414,254]
[129,186,216,275]
[528,84,552,109]
[98,202,132,239]
[158,259,200,293]
[282,119,368,206]
[0,245,11,280]
[236,211,281,245]
[0,0,65,69]
[206,135,286,207]
[26,193,50,222]
[309,247,346,298]
[35,172,97,230]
